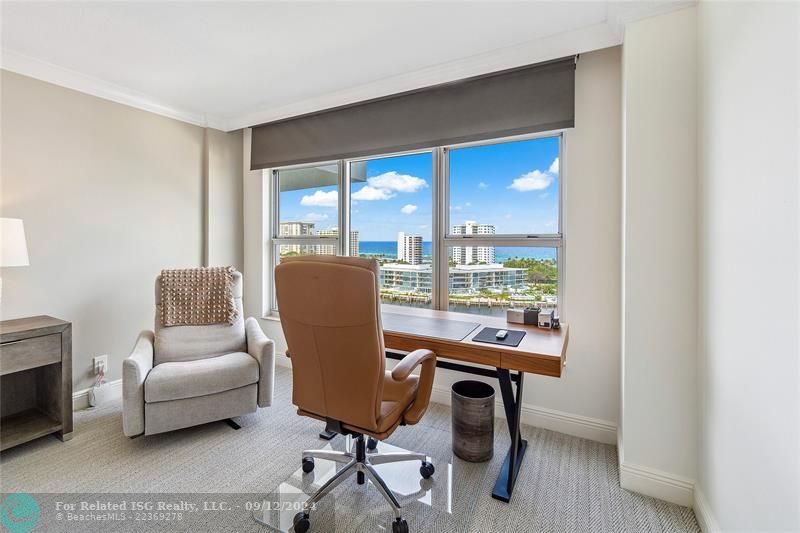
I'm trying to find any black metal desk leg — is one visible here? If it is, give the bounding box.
[492,369,528,503]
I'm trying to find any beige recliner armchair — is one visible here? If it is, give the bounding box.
[122,271,275,437]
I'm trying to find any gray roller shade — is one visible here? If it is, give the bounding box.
[251,56,575,170]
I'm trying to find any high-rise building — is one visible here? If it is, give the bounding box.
[316,228,359,256]
[397,232,423,265]
[279,221,316,255]
[280,221,315,237]
[350,230,359,257]
[451,221,496,264]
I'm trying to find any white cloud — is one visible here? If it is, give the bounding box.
[508,170,554,192]
[368,171,428,193]
[349,171,427,202]
[465,202,472,207]
[302,212,328,222]
[300,190,338,207]
[504,214,513,219]
[549,157,559,174]
[478,182,489,189]
[352,185,395,201]
[400,204,418,215]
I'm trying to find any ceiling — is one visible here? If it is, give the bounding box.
[1,1,691,131]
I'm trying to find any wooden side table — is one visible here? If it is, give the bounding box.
[0,315,72,451]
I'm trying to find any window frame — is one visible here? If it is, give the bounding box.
[438,132,564,313]
[270,160,343,311]
[267,131,565,316]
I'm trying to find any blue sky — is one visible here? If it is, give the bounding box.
[279,136,560,241]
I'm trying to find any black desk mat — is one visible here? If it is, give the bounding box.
[472,327,526,347]
[382,312,480,341]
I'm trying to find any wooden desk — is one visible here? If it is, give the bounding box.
[381,305,569,503]
[381,305,567,377]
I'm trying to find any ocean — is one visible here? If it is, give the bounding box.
[358,241,556,262]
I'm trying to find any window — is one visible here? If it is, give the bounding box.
[448,136,560,235]
[444,136,561,316]
[350,152,433,308]
[271,163,341,308]
[269,134,562,316]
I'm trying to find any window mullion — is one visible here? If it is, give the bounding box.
[271,169,280,240]
[338,160,349,256]
[443,236,562,248]
[434,147,449,311]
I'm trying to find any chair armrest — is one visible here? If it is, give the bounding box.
[392,349,436,425]
[245,317,275,408]
[122,330,154,437]
[391,349,435,381]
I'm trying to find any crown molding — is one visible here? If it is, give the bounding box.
[226,22,622,131]
[606,0,697,40]
[0,49,228,130]
[1,1,693,133]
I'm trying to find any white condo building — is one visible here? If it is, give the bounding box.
[316,228,359,256]
[279,221,316,255]
[397,232,423,265]
[452,221,496,264]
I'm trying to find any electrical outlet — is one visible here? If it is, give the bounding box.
[93,355,108,375]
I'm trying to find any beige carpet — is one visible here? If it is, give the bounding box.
[0,367,699,532]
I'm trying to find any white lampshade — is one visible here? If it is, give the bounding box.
[0,218,30,267]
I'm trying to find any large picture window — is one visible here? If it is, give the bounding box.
[270,133,563,317]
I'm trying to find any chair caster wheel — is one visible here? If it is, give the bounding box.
[367,437,379,451]
[392,518,409,533]
[302,457,315,473]
[293,512,310,533]
[420,461,435,479]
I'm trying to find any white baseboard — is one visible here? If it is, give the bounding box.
[429,384,617,445]
[276,356,617,445]
[693,486,720,533]
[619,461,694,507]
[72,378,123,411]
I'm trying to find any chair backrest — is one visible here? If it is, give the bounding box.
[153,270,246,365]
[275,256,385,431]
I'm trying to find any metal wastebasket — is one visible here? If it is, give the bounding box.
[451,380,495,462]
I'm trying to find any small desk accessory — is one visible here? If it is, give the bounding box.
[472,327,526,347]
[537,309,555,329]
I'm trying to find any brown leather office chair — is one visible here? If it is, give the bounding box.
[274,255,437,533]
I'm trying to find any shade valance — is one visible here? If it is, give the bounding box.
[251,56,575,170]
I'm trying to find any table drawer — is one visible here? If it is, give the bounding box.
[0,334,62,375]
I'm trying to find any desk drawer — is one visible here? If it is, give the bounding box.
[384,333,502,367]
[0,334,62,375]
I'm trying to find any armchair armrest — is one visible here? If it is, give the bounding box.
[122,330,154,437]
[392,349,436,425]
[245,317,276,408]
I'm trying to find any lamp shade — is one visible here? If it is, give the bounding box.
[0,218,30,267]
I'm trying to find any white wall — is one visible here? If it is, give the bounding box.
[696,2,800,531]
[242,46,623,444]
[0,71,242,391]
[620,7,698,506]
[207,128,244,269]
